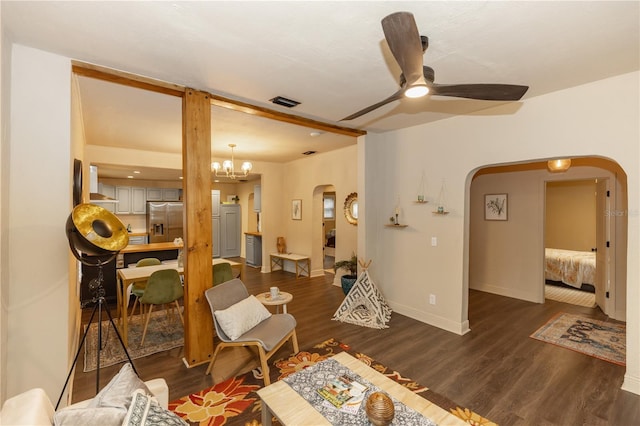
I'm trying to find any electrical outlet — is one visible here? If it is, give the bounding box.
[431,237,437,246]
[429,294,436,305]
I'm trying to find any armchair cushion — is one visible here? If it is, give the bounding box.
[214,294,271,340]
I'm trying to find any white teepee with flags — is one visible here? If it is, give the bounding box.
[332,260,391,329]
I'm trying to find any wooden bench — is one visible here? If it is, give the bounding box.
[270,253,310,278]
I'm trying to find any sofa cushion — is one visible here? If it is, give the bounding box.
[214,294,271,340]
[122,389,188,425]
[53,406,124,426]
[53,363,150,426]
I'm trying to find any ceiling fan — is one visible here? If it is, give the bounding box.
[341,11,529,121]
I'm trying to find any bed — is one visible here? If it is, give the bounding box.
[545,248,596,290]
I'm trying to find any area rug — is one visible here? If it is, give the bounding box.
[169,338,495,426]
[530,313,625,366]
[84,309,184,372]
[545,284,596,308]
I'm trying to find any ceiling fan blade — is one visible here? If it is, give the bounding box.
[429,83,529,101]
[381,12,425,86]
[340,90,404,121]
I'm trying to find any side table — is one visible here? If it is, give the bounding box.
[255,291,293,314]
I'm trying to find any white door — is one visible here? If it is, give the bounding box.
[595,179,610,314]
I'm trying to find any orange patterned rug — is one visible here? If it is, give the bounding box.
[169,339,494,426]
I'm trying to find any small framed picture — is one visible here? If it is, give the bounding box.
[485,193,508,221]
[292,199,302,220]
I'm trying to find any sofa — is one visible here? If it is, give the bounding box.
[0,364,181,426]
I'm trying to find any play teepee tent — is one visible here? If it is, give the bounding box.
[333,263,391,329]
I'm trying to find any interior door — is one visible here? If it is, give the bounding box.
[595,179,609,314]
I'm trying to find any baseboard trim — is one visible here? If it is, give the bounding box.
[388,301,469,335]
[622,373,640,395]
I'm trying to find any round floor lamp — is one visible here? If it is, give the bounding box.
[57,203,135,409]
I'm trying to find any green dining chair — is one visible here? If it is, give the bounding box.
[128,258,162,320]
[213,262,234,287]
[139,268,184,346]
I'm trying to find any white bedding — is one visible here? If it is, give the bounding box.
[545,248,596,288]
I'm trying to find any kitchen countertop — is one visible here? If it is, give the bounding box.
[120,241,183,253]
[245,232,262,237]
[128,232,148,237]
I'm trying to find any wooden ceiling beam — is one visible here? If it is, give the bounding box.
[72,61,367,138]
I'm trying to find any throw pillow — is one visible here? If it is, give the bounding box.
[88,363,151,410]
[214,295,271,340]
[122,389,188,426]
[54,363,150,426]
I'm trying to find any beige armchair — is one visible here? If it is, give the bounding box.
[204,278,298,385]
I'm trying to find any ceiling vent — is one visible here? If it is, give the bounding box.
[302,151,317,156]
[269,96,300,108]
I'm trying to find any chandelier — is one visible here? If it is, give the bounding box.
[211,144,252,179]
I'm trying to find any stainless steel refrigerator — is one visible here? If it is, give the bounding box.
[147,202,184,243]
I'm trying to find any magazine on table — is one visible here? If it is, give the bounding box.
[316,374,368,414]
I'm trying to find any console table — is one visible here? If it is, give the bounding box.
[270,253,310,278]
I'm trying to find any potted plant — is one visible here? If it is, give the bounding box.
[334,253,358,295]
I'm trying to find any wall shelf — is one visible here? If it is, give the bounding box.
[432,211,450,215]
[414,200,429,204]
[385,224,408,228]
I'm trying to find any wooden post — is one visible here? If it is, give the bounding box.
[182,89,213,366]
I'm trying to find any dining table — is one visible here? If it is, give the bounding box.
[116,258,242,346]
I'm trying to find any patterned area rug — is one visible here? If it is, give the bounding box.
[169,338,495,426]
[84,309,184,372]
[530,313,626,366]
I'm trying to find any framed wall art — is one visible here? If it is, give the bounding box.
[292,199,302,220]
[485,193,508,221]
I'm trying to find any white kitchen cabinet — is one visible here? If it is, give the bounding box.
[116,186,146,214]
[162,188,181,201]
[146,188,163,201]
[253,185,261,212]
[146,187,181,201]
[212,216,220,258]
[128,235,148,245]
[98,183,116,212]
[212,190,221,216]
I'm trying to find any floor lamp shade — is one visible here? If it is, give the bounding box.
[66,203,129,259]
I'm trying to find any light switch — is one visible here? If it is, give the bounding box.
[431,237,437,246]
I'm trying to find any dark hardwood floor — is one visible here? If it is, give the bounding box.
[73,260,639,425]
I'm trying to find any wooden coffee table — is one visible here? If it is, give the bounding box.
[256,352,466,426]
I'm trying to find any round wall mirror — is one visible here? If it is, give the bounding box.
[343,192,358,225]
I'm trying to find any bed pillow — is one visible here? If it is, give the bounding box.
[214,295,271,340]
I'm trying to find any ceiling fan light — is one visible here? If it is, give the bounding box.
[222,160,233,173]
[211,162,221,171]
[548,158,572,172]
[405,84,429,98]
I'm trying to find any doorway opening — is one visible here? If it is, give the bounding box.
[544,179,601,308]
[323,190,336,272]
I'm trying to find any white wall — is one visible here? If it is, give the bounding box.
[363,72,639,394]
[0,3,11,403]
[5,44,73,401]
[280,145,358,280]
